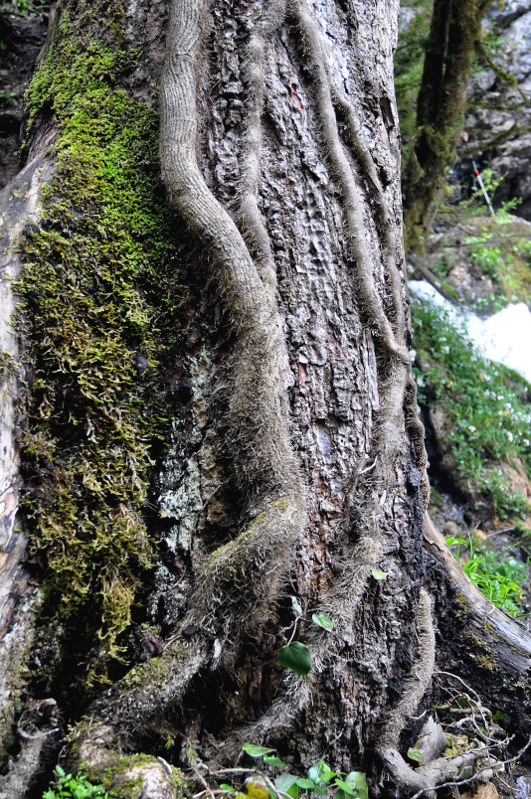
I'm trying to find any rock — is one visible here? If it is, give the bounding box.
[466,3,531,220]
[461,782,499,799]
[443,520,461,538]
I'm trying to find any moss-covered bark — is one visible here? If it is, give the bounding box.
[19,0,186,687]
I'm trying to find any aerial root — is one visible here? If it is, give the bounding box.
[404,374,430,503]
[239,0,287,288]
[289,0,408,364]
[70,0,307,777]
[379,589,435,754]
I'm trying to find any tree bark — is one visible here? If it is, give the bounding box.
[0,1,530,798]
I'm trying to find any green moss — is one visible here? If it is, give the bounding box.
[204,498,291,568]
[18,2,186,683]
[0,349,20,380]
[122,653,168,689]
[84,754,191,799]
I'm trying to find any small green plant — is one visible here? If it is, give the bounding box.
[219,745,368,799]
[470,245,504,282]
[446,534,528,615]
[277,597,334,676]
[42,765,108,799]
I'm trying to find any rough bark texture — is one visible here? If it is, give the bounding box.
[0,1,530,798]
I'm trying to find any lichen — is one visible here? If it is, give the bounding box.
[18,1,186,684]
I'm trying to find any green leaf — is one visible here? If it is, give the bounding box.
[445,537,468,548]
[311,613,334,630]
[220,785,235,791]
[275,774,299,798]
[278,642,312,676]
[242,743,277,758]
[308,761,337,785]
[296,779,315,790]
[345,772,368,799]
[264,755,285,766]
[334,779,356,795]
[290,596,303,615]
[407,747,423,764]
[371,569,388,581]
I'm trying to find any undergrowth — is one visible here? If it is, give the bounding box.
[446,535,528,615]
[19,3,186,684]
[412,299,531,519]
[43,765,108,799]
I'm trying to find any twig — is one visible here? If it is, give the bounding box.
[487,527,515,538]
[409,732,531,799]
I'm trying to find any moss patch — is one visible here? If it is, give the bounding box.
[19,2,185,684]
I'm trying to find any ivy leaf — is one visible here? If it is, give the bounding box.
[290,596,303,615]
[242,743,277,758]
[275,774,299,799]
[264,755,285,766]
[344,772,368,799]
[311,613,334,630]
[307,761,336,784]
[371,569,388,580]
[334,779,356,796]
[407,747,423,764]
[296,778,316,790]
[278,642,312,676]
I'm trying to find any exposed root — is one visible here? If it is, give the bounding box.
[71,722,179,799]
[375,590,493,796]
[380,745,493,798]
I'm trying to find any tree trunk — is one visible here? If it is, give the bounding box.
[402,0,493,245]
[0,0,530,797]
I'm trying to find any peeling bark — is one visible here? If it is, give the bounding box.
[0,154,55,769]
